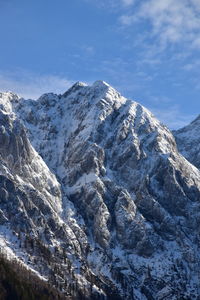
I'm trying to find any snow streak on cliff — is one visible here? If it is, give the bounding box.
[0,82,200,299]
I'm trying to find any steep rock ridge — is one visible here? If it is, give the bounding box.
[0,84,200,299]
[174,115,200,170]
[0,102,108,299]
[0,110,62,213]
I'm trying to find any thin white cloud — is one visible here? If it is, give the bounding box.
[120,0,200,49]
[121,0,135,7]
[85,0,135,10]
[0,70,74,99]
[182,60,200,71]
[150,105,195,129]
[82,45,95,55]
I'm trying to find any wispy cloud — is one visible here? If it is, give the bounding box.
[120,0,200,49]
[121,0,135,7]
[0,70,74,99]
[150,105,195,129]
[85,0,135,10]
[82,45,95,55]
[182,59,200,71]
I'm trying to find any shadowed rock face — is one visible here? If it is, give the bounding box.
[0,85,200,299]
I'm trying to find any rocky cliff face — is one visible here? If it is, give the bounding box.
[0,82,200,299]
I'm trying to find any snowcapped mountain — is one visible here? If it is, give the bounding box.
[0,81,200,299]
[174,115,200,170]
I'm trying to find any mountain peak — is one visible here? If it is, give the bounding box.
[92,80,110,88]
[0,91,21,113]
[191,113,200,124]
[73,81,87,88]
[1,80,200,299]
[174,112,200,169]
[0,91,20,99]
[62,81,87,98]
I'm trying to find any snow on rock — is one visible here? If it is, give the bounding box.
[174,115,200,170]
[0,81,200,299]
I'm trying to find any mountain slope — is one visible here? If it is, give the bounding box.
[0,252,66,300]
[0,82,200,299]
[174,115,200,170]
[0,97,106,299]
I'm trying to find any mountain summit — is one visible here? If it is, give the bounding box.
[0,81,200,299]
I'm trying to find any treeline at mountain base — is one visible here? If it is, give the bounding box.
[0,252,67,300]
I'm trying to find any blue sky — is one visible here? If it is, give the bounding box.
[0,0,200,128]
